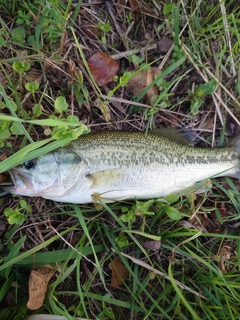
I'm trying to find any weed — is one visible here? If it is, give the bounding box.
[189,80,219,114]
[4,200,31,225]
[97,20,112,45]
[16,9,32,26]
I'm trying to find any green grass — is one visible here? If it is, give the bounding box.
[0,0,240,319]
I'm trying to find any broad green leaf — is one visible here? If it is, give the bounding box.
[25,81,39,92]
[165,206,181,220]
[115,234,129,248]
[196,80,218,96]
[0,36,6,47]
[10,122,24,135]
[54,96,69,112]
[163,4,175,15]
[190,97,202,115]
[11,27,26,42]
[12,61,30,73]
[0,129,10,139]
[8,100,17,112]
[32,104,42,117]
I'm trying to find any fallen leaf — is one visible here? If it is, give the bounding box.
[126,67,161,104]
[79,9,101,39]
[115,0,127,13]
[23,69,43,85]
[108,257,129,287]
[82,23,100,40]
[0,153,7,161]
[93,99,112,121]
[216,244,234,274]
[27,265,55,310]
[140,240,161,252]
[178,220,207,232]
[156,38,173,53]
[87,52,119,86]
[129,0,150,13]
[189,200,227,234]
[190,213,210,231]
[68,58,83,85]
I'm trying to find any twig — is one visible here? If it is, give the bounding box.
[115,250,207,300]
[111,44,157,60]
[220,1,236,76]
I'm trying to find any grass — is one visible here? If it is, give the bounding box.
[0,0,240,319]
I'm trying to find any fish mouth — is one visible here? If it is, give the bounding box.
[0,169,33,194]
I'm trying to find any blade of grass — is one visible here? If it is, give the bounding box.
[0,226,77,272]
[0,113,88,127]
[0,236,26,278]
[73,204,106,289]
[168,262,201,320]
[0,83,33,142]
[14,245,104,267]
[0,127,89,173]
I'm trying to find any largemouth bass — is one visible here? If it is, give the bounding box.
[2,131,240,203]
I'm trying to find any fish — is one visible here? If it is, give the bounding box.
[2,130,240,204]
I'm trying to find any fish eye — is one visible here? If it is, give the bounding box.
[24,160,37,170]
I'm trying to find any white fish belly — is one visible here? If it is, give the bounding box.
[47,159,238,203]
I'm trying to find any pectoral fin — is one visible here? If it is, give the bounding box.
[86,169,129,203]
[87,168,125,188]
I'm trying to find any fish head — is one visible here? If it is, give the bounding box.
[3,150,86,198]
[3,153,60,197]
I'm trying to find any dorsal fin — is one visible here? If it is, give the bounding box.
[150,128,199,146]
[226,136,240,149]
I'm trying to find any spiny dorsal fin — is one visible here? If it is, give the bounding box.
[150,128,199,146]
[226,136,240,149]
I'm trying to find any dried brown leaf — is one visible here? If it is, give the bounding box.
[129,0,150,13]
[157,39,173,53]
[0,154,7,161]
[115,0,127,13]
[23,69,42,86]
[94,100,112,121]
[82,23,100,40]
[126,67,161,103]
[140,240,161,252]
[27,265,55,310]
[87,52,119,86]
[190,213,211,230]
[216,245,233,273]
[68,58,83,85]
[109,257,129,287]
